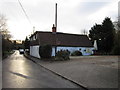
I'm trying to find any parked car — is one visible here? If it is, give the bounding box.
[19,49,24,54]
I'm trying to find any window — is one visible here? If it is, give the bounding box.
[30,37,33,41]
[35,34,37,39]
[33,35,36,40]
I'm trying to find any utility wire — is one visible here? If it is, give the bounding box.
[17,0,32,25]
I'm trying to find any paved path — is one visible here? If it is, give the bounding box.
[27,55,119,88]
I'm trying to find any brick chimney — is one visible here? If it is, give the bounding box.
[52,24,56,34]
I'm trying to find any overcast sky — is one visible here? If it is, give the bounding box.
[0,0,119,40]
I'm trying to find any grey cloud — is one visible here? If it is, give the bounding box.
[77,2,110,15]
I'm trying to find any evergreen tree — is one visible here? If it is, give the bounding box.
[89,17,115,54]
[112,31,120,55]
[102,17,115,53]
[24,37,30,50]
[112,16,120,55]
[89,24,102,42]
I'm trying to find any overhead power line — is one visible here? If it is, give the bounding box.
[17,0,32,25]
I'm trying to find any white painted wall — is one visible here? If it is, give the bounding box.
[52,47,55,56]
[30,45,95,58]
[30,45,40,58]
[56,47,95,56]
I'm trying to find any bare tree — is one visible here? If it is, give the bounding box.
[81,29,88,35]
[112,17,120,55]
[0,14,12,39]
[0,14,14,57]
[0,14,7,31]
[118,16,120,30]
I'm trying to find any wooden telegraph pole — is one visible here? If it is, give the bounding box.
[55,3,57,56]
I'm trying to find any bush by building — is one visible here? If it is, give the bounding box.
[71,50,82,56]
[39,44,52,59]
[55,50,70,60]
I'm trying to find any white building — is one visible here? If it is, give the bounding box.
[29,29,95,58]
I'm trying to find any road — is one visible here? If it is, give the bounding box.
[2,51,83,88]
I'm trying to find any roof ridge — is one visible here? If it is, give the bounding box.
[35,31,87,36]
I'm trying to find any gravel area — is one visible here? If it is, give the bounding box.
[28,55,119,88]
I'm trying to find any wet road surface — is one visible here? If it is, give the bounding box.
[3,51,84,88]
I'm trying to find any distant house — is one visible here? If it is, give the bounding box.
[30,26,95,58]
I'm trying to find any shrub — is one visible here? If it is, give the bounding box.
[55,50,70,60]
[111,45,120,55]
[39,45,52,58]
[71,50,82,56]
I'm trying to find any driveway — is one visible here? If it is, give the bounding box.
[29,55,119,88]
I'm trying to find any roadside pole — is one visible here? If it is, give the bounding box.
[0,34,2,89]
